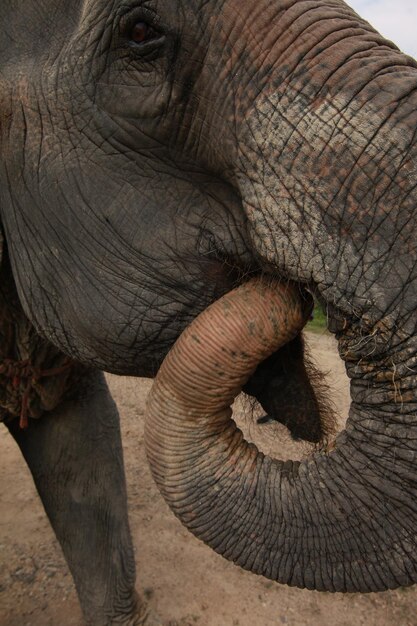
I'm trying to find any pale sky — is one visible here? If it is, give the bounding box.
[348,0,417,59]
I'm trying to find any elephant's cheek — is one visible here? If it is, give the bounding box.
[95,81,171,118]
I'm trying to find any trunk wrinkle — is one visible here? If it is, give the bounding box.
[145,277,417,593]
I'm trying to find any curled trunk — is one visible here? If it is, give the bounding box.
[145,277,417,593]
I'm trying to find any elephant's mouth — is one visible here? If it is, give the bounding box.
[242,330,335,444]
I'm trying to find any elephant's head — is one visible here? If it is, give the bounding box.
[1,0,416,593]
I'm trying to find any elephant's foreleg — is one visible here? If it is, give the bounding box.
[7,369,151,626]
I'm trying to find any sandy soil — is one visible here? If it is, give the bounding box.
[1,332,416,626]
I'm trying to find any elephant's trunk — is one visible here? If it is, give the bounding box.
[145,277,417,592]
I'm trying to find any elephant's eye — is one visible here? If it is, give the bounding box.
[130,21,160,45]
[118,9,166,57]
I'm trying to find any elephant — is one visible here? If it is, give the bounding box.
[0,0,416,623]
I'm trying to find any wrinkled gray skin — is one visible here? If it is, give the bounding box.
[0,0,416,624]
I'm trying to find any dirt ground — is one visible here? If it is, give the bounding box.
[1,332,416,626]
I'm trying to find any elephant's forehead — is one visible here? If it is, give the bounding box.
[0,0,83,62]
